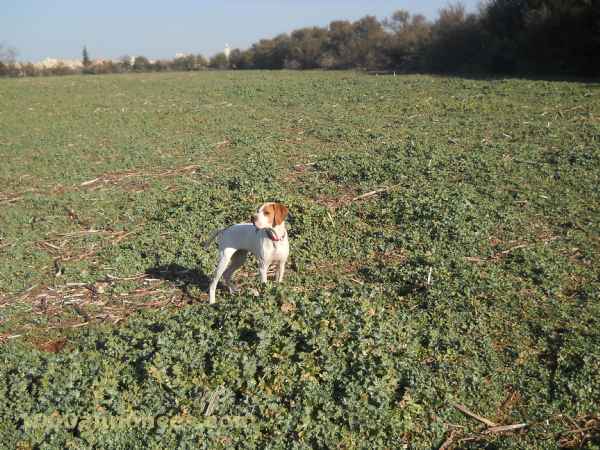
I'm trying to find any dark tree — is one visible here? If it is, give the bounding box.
[133,56,150,72]
[209,52,229,69]
[82,46,93,74]
[383,10,431,71]
[82,46,91,67]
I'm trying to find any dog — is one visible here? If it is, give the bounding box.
[204,202,289,304]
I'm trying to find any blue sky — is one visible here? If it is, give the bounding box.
[3,0,481,62]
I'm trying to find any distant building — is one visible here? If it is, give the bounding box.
[34,58,83,69]
[224,44,231,60]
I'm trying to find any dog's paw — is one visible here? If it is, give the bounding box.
[248,287,260,297]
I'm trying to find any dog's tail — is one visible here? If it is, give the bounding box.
[203,228,224,250]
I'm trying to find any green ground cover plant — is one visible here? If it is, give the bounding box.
[0,71,599,448]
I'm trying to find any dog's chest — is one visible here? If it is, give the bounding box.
[258,239,288,261]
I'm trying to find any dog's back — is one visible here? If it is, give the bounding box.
[217,223,259,251]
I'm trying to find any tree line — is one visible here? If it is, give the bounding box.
[1,1,598,78]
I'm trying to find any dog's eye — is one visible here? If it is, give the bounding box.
[264,211,270,215]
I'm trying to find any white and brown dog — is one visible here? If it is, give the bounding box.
[204,202,289,304]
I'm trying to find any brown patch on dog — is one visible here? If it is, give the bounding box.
[271,203,289,226]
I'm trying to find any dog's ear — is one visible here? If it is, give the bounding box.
[272,203,289,226]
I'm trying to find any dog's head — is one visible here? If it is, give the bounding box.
[252,202,289,229]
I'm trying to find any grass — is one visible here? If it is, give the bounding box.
[0,71,599,448]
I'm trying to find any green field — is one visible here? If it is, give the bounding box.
[1,71,599,448]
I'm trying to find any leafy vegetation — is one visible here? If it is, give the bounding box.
[0,71,599,448]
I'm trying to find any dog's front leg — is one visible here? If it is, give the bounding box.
[258,259,269,283]
[277,259,286,282]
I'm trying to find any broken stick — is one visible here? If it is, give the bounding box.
[453,403,498,427]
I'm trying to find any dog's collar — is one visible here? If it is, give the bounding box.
[266,228,286,242]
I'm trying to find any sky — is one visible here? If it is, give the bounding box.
[2,0,481,63]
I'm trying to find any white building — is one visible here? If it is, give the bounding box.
[34,58,83,69]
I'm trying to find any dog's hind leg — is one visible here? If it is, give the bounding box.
[223,250,248,293]
[209,247,236,304]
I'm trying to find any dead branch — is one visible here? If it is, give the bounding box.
[465,236,560,263]
[352,183,401,201]
[513,159,544,166]
[485,423,528,433]
[106,273,148,281]
[498,244,529,255]
[453,403,498,427]
[80,177,101,186]
[439,430,459,450]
